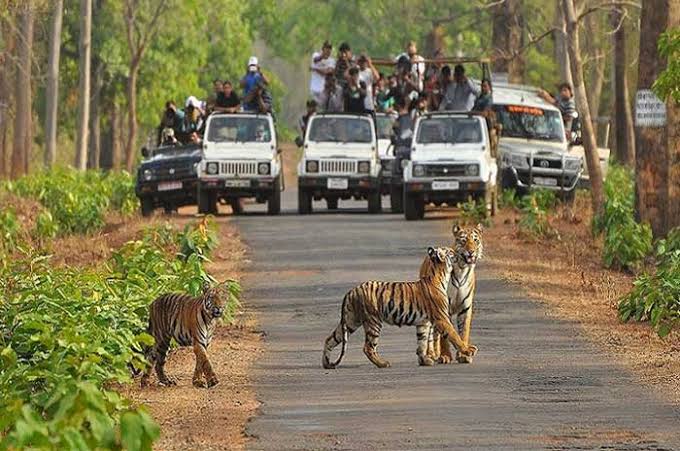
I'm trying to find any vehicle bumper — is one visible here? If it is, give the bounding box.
[135,178,198,205]
[504,167,581,192]
[404,180,488,203]
[298,175,380,197]
[199,177,277,197]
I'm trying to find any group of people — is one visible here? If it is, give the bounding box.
[157,56,274,147]
[299,40,494,135]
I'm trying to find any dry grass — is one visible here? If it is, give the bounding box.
[485,194,680,405]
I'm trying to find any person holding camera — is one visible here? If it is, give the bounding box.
[241,56,270,112]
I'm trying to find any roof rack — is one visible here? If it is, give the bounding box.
[312,112,373,118]
[372,56,490,66]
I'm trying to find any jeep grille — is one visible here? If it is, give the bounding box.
[320,159,357,174]
[220,161,257,176]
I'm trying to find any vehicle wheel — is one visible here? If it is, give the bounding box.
[561,189,576,205]
[267,176,281,215]
[198,189,218,215]
[368,190,382,214]
[326,197,338,210]
[229,198,244,215]
[298,188,312,215]
[163,205,175,215]
[501,170,516,191]
[404,191,424,220]
[390,184,404,213]
[140,197,154,217]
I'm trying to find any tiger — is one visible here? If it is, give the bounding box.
[140,282,229,388]
[322,246,477,369]
[419,223,483,365]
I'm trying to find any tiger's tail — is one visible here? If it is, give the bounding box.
[322,290,352,369]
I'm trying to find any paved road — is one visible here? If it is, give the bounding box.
[234,190,680,450]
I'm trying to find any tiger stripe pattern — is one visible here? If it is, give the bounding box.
[322,247,478,369]
[419,223,483,364]
[140,283,228,388]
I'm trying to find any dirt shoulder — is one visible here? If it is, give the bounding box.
[483,196,680,404]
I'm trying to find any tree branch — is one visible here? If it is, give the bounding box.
[577,0,641,22]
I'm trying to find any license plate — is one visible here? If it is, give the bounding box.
[225,179,250,188]
[158,181,182,191]
[432,180,460,190]
[533,177,558,187]
[327,178,348,190]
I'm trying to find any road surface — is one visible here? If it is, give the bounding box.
[233,190,680,450]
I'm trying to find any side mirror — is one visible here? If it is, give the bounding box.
[141,147,150,158]
[294,136,304,148]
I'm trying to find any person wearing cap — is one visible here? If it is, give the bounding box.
[299,99,317,137]
[357,54,379,113]
[310,41,336,104]
[334,42,354,89]
[240,56,270,111]
[439,64,479,111]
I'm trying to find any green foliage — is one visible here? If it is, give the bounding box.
[457,197,490,227]
[619,228,680,337]
[5,168,138,236]
[517,191,560,240]
[653,28,680,103]
[0,208,19,251]
[0,220,238,449]
[499,188,521,210]
[592,164,653,270]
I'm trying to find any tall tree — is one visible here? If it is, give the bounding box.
[45,0,64,169]
[562,0,605,215]
[75,0,92,170]
[491,0,525,83]
[635,0,679,238]
[123,0,169,172]
[609,6,635,166]
[11,1,34,178]
[0,12,15,178]
[583,13,606,134]
[553,0,573,87]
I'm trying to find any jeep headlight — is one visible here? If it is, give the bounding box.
[565,158,582,171]
[358,161,370,174]
[206,162,219,175]
[258,162,271,175]
[143,169,152,181]
[306,160,319,173]
[510,153,529,169]
[413,164,425,177]
[465,164,479,176]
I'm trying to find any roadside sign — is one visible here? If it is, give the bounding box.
[635,89,667,127]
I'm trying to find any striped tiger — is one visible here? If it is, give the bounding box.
[420,223,483,365]
[140,282,228,388]
[322,247,478,369]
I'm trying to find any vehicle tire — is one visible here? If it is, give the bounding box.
[368,190,382,214]
[326,197,338,210]
[298,188,312,215]
[404,191,424,220]
[390,184,404,213]
[163,204,175,215]
[267,176,281,215]
[561,189,576,205]
[229,198,243,215]
[501,170,516,191]
[198,189,218,215]
[140,196,154,217]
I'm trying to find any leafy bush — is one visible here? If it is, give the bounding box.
[592,164,652,270]
[0,208,20,252]
[524,189,558,211]
[619,228,680,337]
[499,188,521,210]
[457,197,490,227]
[517,193,560,240]
[0,219,239,449]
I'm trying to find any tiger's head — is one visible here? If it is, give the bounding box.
[202,282,229,319]
[427,246,455,276]
[451,223,484,266]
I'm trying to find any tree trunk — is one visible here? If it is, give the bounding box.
[88,59,103,169]
[125,62,139,172]
[562,0,604,216]
[553,0,573,87]
[111,101,122,170]
[45,0,63,169]
[610,7,635,167]
[0,17,15,179]
[635,0,679,238]
[11,2,34,178]
[491,0,524,83]
[75,0,92,170]
[584,14,605,138]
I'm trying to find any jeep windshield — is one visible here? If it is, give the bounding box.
[376,115,395,140]
[308,117,373,143]
[207,116,272,143]
[152,143,200,157]
[493,105,564,142]
[416,117,483,145]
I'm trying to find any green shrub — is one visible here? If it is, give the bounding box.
[523,189,558,211]
[0,208,19,251]
[619,228,680,337]
[0,220,239,449]
[517,194,560,240]
[457,197,490,227]
[592,164,652,270]
[499,188,521,210]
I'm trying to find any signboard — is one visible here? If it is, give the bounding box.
[635,89,667,127]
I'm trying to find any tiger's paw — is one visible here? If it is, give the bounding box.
[374,360,391,368]
[192,379,207,388]
[458,344,478,357]
[438,354,453,364]
[418,356,435,366]
[206,378,219,388]
[159,377,177,387]
[456,352,473,364]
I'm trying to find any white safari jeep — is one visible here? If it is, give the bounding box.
[402,112,498,220]
[296,113,381,214]
[199,113,282,215]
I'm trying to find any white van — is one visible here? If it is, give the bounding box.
[297,113,381,214]
[402,112,498,220]
[199,113,282,215]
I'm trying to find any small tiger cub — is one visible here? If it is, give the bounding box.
[141,282,228,388]
[322,247,477,369]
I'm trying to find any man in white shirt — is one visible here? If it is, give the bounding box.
[310,41,336,105]
[395,41,425,92]
[357,55,380,113]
